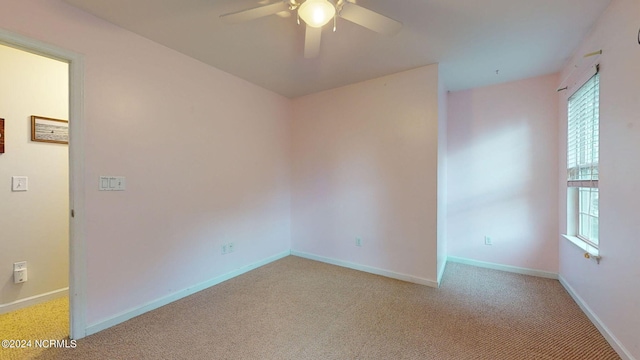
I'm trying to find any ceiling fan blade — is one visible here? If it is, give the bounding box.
[339,2,402,35]
[304,25,322,58]
[220,1,289,23]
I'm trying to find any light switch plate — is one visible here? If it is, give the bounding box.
[12,176,28,191]
[100,176,126,191]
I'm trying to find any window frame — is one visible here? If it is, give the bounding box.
[565,69,600,252]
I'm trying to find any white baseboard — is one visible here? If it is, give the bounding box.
[447,256,559,279]
[291,250,438,288]
[0,287,69,315]
[85,250,291,336]
[559,276,635,360]
[437,257,447,286]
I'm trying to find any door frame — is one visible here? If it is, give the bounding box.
[0,28,87,339]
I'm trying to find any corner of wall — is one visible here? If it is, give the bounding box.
[436,63,448,282]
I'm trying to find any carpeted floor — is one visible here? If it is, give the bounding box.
[35,256,620,359]
[0,296,68,360]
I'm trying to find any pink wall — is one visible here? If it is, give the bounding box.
[447,74,560,273]
[0,0,291,327]
[4,2,635,353]
[557,0,640,358]
[291,65,441,284]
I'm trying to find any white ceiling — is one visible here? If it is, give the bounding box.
[62,0,611,98]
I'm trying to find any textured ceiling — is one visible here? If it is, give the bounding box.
[62,0,611,98]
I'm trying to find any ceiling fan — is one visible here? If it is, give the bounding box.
[220,0,402,58]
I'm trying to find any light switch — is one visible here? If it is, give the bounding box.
[100,177,109,190]
[12,176,28,191]
[99,176,126,191]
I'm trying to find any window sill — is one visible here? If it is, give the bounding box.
[562,234,599,257]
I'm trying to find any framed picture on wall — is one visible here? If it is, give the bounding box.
[31,115,68,144]
[0,118,5,153]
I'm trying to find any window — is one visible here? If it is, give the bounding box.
[567,70,599,249]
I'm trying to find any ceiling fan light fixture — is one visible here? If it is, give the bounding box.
[298,0,335,28]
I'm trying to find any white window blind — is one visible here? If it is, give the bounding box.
[567,71,599,245]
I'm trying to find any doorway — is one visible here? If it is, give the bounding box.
[0,28,85,340]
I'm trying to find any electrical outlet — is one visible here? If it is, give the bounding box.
[484,236,492,245]
[14,261,28,283]
[355,238,362,247]
[11,176,28,191]
[14,269,27,283]
[221,242,236,255]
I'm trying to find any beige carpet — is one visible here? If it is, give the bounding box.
[37,256,619,359]
[0,296,68,360]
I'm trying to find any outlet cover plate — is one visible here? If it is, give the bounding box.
[12,176,28,191]
[14,269,27,283]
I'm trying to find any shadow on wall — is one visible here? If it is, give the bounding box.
[446,83,559,270]
[448,119,537,248]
